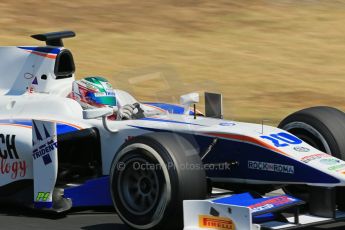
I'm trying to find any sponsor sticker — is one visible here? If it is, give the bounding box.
[293,146,310,152]
[0,134,27,179]
[0,134,19,159]
[301,153,329,163]
[24,73,35,79]
[94,91,115,97]
[32,121,57,166]
[84,82,98,91]
[320,158,340,166]
[36,192,50,202]
[249,196,296,213]
[94,92,106,97]
[328,164,345,172]
[219,122,236,127]
[33,139,58,165]
[199,215,235,230]
[248,161,294,174]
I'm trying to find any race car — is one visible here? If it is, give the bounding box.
[1,31,345,230]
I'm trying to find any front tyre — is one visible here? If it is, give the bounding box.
[110,133,207,230]
[279,106,345,209]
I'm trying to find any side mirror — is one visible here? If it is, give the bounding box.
[205,92,223,119]
[83,107,114,119]
[180,92,199,115]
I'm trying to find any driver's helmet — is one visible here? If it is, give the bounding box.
[71,76,117,109]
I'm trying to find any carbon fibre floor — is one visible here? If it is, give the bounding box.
[0,206,127,230]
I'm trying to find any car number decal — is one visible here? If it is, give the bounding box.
[260,132,302,147]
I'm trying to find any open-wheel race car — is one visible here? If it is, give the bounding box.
[1,31,345,230]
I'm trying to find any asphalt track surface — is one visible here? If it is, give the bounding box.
[1,206,345,230]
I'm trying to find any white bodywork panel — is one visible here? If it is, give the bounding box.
[0,47,73,96]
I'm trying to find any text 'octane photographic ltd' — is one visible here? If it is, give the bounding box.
[115,161,232,171]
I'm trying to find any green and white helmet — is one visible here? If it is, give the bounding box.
[71,76,117,109]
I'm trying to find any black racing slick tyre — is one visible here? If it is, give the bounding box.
[278,106,345,209]
[110,132,207,230]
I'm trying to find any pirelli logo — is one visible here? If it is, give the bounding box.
[199,215,235,230]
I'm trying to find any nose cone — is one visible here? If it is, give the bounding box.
[306,157,345,186]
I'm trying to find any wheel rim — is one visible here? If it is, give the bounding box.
[112,143,172,229]
[118,156,161,215]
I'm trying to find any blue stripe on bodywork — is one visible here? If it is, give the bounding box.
[144,102,195,115]
[63,176,113,207]
[139,117,205,126]
[0,119,79,135]
[18,46,61,54]
[34,201,53,209]
[128,125,171,133]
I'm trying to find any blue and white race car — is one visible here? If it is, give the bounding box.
[1,31,345,230]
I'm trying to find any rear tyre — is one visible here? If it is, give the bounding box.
[278,106,345,209]
[110,132,207,230]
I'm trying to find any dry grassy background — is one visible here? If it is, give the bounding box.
[1,0,345,123]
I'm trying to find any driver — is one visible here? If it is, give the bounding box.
[70,76,139,120]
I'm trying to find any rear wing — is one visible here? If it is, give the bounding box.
[0,31,76,95]
[31,31,75,47]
